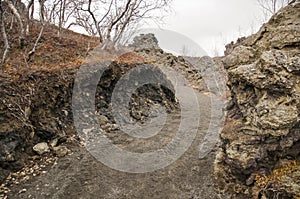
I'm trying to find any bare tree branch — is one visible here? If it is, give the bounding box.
[70,0,172,49]
[257,0,292,20]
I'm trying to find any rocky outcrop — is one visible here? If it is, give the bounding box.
[129,33,160,50]
[224,37,246,56]
[91,52,179,124]
[215,1,300,198]
[131,43,205,92]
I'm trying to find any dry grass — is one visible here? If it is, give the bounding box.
[1,21,99,73]
[253,160,300,198]
[1,21,154,75]
[255,161,298,188]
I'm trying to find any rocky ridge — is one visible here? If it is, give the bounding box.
[215,1,300,198]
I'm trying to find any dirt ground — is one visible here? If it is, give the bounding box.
[6,93,220,199]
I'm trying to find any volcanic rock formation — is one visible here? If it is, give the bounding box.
[215,1,300,198]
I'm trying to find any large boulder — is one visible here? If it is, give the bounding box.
[215,1,300,198]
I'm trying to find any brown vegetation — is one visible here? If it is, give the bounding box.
[1,21,98,72]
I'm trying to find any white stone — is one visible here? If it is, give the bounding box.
[33,142,49,155]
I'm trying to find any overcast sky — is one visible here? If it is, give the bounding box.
[142,0,265,56]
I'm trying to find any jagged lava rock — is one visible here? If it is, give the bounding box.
[129,33,160,50]
[215,1,300,198]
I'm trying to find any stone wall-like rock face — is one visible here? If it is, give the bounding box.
[94,59,178,124]
[215,1,300,198]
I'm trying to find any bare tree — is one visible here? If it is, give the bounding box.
[1,0,172,64]
[28,0,46,61]
[57,0,66,37]
[71,0,172,49]
[257,0,292,20]
[213,45,220,57]
[3,0,25,47]
[25,0,34,34]
[0,0,10,64]
[44,0,75,38]
[72,0,108,42]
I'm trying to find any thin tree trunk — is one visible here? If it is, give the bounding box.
[105,0,132,42]
[4,0,25,48]
[86,0,103,42]
[0,1,10,64]
[28,0,45,61]
[26,0,34,34]
[58,0,66,38]
[30,1,34,19]
[273,0,277,13]
[28,24,44,61]
[9,15,14,29]
[111,0,137,48]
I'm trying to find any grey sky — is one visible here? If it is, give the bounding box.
[143,0,265,56]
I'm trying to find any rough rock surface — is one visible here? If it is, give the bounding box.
[215,1,300,198]
[96,60,178,124]
[132,45,206,92]
[129,33,160,50]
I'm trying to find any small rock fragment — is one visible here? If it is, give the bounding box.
[49,138,58,148]
[33,143,49,155]
[52,146,69,157]
[18,188,26,194]
[99,115,109,126]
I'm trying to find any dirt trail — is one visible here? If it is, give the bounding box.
[7,91,220,199]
